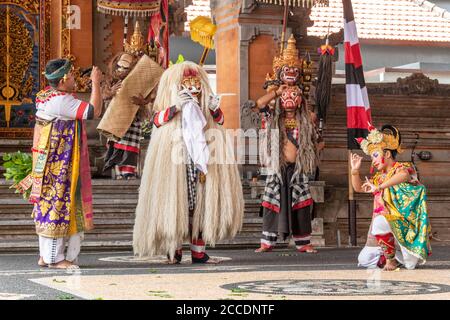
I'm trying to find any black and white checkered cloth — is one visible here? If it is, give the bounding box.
[114,119,142,148]
[261,174,282,209]
[186,158,198,211]
[261,171,311,210]
[290,172,312,207]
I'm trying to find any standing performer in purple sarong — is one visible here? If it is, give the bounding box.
[30,58,103,269]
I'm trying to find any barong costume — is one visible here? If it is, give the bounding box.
[133,61,244,262]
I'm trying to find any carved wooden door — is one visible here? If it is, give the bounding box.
[0,1,49,137]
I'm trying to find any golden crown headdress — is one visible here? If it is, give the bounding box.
[273,35,303,70]
[265,35,303,88]
[357,124,403,156]
[124,21,147,56]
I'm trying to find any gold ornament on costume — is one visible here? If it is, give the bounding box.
[124,21,148,56]
[273,35,302,70]
[284,118,298,130]
[357,124,403,156]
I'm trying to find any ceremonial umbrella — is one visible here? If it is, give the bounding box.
[189,16,217,66]
[97,0,162,16]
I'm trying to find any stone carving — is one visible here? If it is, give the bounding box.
[396,73,439,95]
[333,73,450,96]
[241,100,261,131]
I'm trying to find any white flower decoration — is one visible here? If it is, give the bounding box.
[360,139,369,154]
[367,130,383,144]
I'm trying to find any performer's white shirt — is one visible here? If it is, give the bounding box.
[36,91,93,121]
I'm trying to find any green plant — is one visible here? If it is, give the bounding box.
[2,151,33,200]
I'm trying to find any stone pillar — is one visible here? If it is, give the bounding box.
[211,0,242,129]
[212,0,289,130]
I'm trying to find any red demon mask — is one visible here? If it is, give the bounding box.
[280,87,302,110]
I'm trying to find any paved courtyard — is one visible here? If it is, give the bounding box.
[0,246,449,300]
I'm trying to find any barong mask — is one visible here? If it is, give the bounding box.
[181,69,202,99]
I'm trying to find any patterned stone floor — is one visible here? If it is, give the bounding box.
[29,268,450,300]
[1,247,450,300]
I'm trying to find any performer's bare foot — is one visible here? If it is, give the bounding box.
[49,260,79,269]
[297,244,318,254]
[38,256,47,267]
[383,258,399,271]
[255,246,272,253]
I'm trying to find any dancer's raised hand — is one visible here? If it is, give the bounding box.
[350,152,363,170]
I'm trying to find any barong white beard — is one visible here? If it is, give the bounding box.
[133,61,244,259]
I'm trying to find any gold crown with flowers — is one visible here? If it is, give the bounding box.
[356,124,403,156]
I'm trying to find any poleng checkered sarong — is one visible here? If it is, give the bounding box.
[261,165,312,213]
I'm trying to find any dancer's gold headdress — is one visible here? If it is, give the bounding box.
[357,124,403,156]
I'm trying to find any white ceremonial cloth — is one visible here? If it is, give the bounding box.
[182,101,209,174]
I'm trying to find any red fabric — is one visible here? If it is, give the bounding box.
[210,108,224,124]
[260,243,273,250]
[191,238,206,259]
[163,0,169,68]
[375,233,396,259]
[118,165,136,173]
[261,201,281,213]
[292,198,313,210]
[192,238,205,246]
[76,102,89,120]
[163,108,170,122]
[377,255,386,268]
[113,143,140,153]
[153,111,161,127]
[347,107,372,129]
[344,42,362,68]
